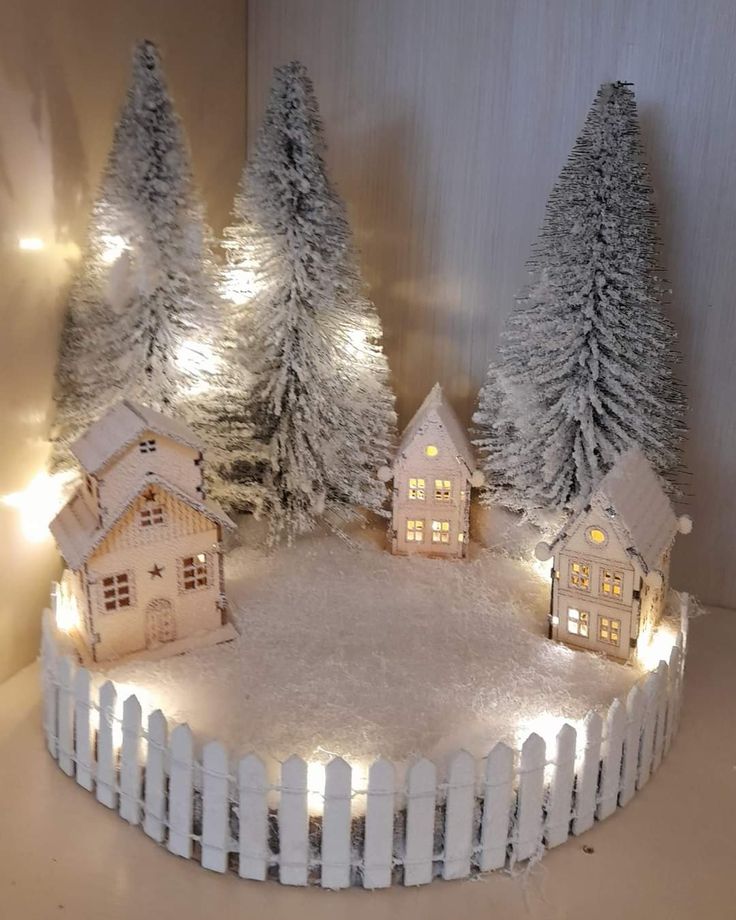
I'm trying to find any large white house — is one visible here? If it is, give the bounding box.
[535,448,692,662]
[386,383,482,558]
[50,400,236,663]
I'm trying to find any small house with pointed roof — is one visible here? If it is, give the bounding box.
[384,383,482,558]
[51,400,236,663]
[535,448,692,661]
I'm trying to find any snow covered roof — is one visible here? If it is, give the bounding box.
[398,383,475,471]
[51,474,235,571]
[552,448,681,574]
[71,400,203,474]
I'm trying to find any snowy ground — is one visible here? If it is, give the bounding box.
[105,515,666,775]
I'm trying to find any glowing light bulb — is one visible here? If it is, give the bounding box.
[176,340,219,395]
[18,237,45,251]
[1,470,75,542]
[100,234,127,265]
[307,761,326,815]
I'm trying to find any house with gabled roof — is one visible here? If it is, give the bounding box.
[383,383,483,558]
[535,448,692,661]
[50,400,236,663]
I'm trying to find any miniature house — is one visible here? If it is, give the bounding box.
[50,400,236,663]
[383,383,482,559]
[535,448,692,662]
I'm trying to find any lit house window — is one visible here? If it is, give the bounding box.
[598,616,621,646]
[408,478,425,500]
[424,445,438,458]
[101,573,132,612]
[569,561,590,590]
[182,553,209,591]
[432,520,450,543]
[587,526,607,546]
[140,506,165,527]
[434,479,451,501]
[406,520,424,542]
[139,439,157,453]
[567,607,589,638]
[601,569,623,597]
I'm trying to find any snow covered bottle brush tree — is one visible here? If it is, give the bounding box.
[50,40,239,484]
[221,61,396,542]
[474,82,686,518]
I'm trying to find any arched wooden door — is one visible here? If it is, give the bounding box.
[145,597,176,647]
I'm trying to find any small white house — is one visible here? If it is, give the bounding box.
[535,448,692,662]
[383,383,482,559]
[50,400,236,663]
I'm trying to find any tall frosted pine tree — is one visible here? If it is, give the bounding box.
[221,61,396,541]
[474,82,686,517]
[51,40,240,485]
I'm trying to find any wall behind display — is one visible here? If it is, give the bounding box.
[0,0,246,684]
[247,0,736,609]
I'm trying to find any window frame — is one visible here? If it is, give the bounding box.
[569,559,591,591]
[405,519,425,542]
[431,520,451,544]
[600,568,624,599]
[567,607,590,638]
[140,505,166,528]
[598,615,621,646]
[100,571,134,613]
[180,553,210,592]
[408,477,426,501]
[434,479,452,502]
[139,438,157,454]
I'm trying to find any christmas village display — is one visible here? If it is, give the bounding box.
[47,43,691,683]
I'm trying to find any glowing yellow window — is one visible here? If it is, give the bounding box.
[587,527,607,545]
[408,478,425,500]
[424,445,438,458]
[434,479,451,501]
[569,561,590,590]
[431,520,450,544]
[598,616,621,646]
[406,520,424,542]
[568,607,589,638]
[601,569,623,597]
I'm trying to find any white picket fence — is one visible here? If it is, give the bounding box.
[39,596,689,889]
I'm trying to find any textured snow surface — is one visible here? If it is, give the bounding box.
[105,519,653,772]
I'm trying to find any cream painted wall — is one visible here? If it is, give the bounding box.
[247,0,736,608]
[0,0,246,683]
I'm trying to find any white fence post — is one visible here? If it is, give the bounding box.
[201,741,230,873]
[168,724,194,859]
[363,758,395,889]
[651,661,669,772]
[597,697,626,820]
[404,757,436,886]
[545,723,576,847]
[573,711,602,836]
[41,611,58,758]
[72,668,93,791]
[637,672,659,789]
[119,694,142,824]
[514,732,545,864]
[143,709,168,843]
[673,631,685,733]
[321,757,352,889]
[664,644,681,755]
[442,750,476,880]
[620,683,644,807]
[279,755,309,886]
[56,656,75,777]
[238,754,269,881]
[479,742,514,872]
[96,680,117,809]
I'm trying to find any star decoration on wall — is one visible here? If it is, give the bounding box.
[148,563,164,579]
[142,487,158,503]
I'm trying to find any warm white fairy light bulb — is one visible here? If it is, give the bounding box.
[1,470,75,542]
[307,761,326,815]
[100,233,128,265]
[18,236,45,251]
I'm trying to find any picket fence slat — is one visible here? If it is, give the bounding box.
[96,681,117,809]
[573,711,602,836]
[597,698,626,820]
[479,742,514,872]
[545,724,576,847]
[201,741,230,873]
[663,644,681,756]
[72,668,93,791]
[619,683,644,807]
[651,661,669,772]
[41,612,58,758]
[637,672,659,789]
[279,756,309,886]
[674,631,685,733]
[442,750,475,880]
[321,757,352,889]
[238,754,269,881]
[56,656,75,777]
[514,733,545,863]
[168,724,194,858]
[404,757,436,886]
[119,695,142,824]
[363,758,395,888]
[144,709,168,843]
